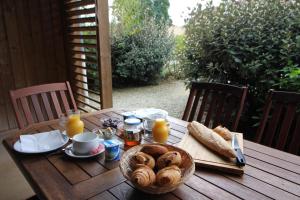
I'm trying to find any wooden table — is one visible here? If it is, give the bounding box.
[3,109,300,200]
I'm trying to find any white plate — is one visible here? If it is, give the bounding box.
[64,143,105,158]
[13,134,69,154]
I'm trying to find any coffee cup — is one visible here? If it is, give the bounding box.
[72,132,102,155]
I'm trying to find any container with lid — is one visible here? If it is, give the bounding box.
[123,118,143,147]
[104,139,121,161]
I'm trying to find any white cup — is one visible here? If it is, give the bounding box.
[72,132,101,155]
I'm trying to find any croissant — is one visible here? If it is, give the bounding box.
[140,144,168,158]
[156,165,181,187]
[157,151,182,169]
[132,152,155,169]
[131,165,156,187]
[213,125,232,140]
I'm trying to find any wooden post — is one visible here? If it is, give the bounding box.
[96,0,113,108]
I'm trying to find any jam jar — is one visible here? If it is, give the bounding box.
[123,118,143,147]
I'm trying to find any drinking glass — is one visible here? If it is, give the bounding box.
[66,110,84,138]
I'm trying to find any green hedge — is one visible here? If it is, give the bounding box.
[111,19,174,86]
[182,0,300,133]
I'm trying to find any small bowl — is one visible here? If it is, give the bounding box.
[119,143,195,194]
[92,127,116,140]
[100,118,122,129]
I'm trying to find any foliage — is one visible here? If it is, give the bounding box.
[164,35,186,79]
[112,0,171,34]
[111,19,174,86]
[182,0,300,132]
[111,0,174,86]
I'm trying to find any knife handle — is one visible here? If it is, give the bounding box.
[235,148,246,166]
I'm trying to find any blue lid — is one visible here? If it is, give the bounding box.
[104,139,120,147]
[124,118,141,125]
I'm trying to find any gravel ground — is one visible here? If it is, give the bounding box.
[113,80,190,118]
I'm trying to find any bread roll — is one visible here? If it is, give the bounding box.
[131,165,156,187]
[140,145,168,158]
[213,125,232,140]
[156,165,181,187]
[157,151,182,169]
[187,121,236,158]
[132,152,155,169]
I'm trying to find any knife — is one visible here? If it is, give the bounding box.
[232,134,246,166]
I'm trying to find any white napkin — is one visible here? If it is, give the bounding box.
[20,130,65,152]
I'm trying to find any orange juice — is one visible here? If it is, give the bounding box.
[152,118,169,143]
[66,113,84,138]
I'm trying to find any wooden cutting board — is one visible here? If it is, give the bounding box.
[177,132,244,175]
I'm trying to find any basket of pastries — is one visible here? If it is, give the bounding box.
[119,143,195,194]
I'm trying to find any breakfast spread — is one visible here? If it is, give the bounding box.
[130,144,183,188]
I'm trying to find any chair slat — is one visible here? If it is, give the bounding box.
[196,89,210,123]
[66,81,77,111]
[182,87,197,121]
[50,91,63,117]
[276,104,297,150]
[188,89,202,122]
[204,91,218,127]
[10,91,25,128]
[222,95,240,130]
[255,91,273,142]
[41,93,54,120]
[288,116,300,154]
[232,87,247,131]
[20,97,34,125]
[31,94,45,122]
[212,92,226,128]
[60,90,70,112]
[263,103,283,146]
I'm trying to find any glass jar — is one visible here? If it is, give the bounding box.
[123,118,142,147]
[152,118,169,143]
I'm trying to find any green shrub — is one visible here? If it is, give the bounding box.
[111,19,174,86]
[164,35,186,79]
[182,0,300,133]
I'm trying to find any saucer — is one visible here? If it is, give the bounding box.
[64,143,105,158]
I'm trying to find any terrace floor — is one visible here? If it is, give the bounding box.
[113,80,189,118]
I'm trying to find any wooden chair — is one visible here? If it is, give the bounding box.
[10,81,77,129]
[255,90,300,155]
[182,82,248,131]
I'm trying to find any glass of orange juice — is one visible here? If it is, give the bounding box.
[152,118,169,143]
[66,110,84,138]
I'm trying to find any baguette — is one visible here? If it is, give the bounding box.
[187,121,236,158]
[213,125,232,140]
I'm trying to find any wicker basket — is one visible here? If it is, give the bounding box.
[119,143,195,194]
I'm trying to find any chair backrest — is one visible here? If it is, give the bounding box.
[182,82,248,131]
[10,81,77,129]
[255,90,300,154]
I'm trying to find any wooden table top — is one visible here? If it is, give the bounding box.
[3,109,300,200]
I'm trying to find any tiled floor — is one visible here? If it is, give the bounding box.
[0,133,34,200]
